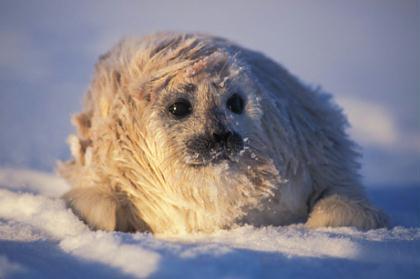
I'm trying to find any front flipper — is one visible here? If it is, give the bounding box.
[63,187,150,232]
[306,194,388,230]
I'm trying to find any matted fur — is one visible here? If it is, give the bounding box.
[59,32,387,235]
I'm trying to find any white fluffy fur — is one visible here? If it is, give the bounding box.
[59,33,387,235]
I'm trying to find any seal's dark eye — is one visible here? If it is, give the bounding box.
[168,99,192,118]
[227,94,244,114]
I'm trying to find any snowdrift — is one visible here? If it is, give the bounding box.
[0,168,419,278]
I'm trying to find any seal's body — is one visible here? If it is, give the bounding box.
[59,33,387,234]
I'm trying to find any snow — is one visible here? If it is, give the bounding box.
[0,2,418,278]
[0,168,419,278]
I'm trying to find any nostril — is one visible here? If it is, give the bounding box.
[213,133,224,142]
[223,131,232,141]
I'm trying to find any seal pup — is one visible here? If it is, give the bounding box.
[59,33,387,234]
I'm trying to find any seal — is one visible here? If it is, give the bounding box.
[59,32,387,234]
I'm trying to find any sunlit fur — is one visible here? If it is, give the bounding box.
[59,33,387,235]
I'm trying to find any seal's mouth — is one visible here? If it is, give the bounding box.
[186,147,240,167]
[185,131,244,167]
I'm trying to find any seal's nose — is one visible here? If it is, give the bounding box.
[212,128,244,156]
[211,121,230,143]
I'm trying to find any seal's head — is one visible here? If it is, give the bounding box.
[150,58,263,168]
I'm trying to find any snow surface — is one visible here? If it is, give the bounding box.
[0,168,419,278]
